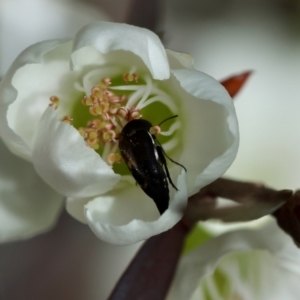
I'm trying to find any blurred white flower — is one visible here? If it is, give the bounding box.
[168,220,300,300]
[0,22,238,245]
[1,0,110,74]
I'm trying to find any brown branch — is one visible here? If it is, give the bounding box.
[273,190,300,247]
[184,178,293,224]
[108,178,298,300]
[107,221,190,300]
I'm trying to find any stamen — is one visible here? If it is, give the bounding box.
[150,125,161,136]
[88,119,101,130]
[91,86,102,95]
[89,106,99,116]
[160,121,181,136]
[102,112,110,121]
[123,68,139,83]
[130,110,142,120]
[82,68,119,95]
[49,96,60,109]
[62,116,73,124]
[99,77,111,88]
[117,107,129,119]
[109,104,121,115]
[107,152,122,165]
[78,128,87,137]
[139,93,177,114]
[88,130,98,140]
[109,85,143,91]
[152,87,178,113]
[126,87,146,108]
[135,75,152,109]
[110,141,119,154]
[161,138,179,152]
[71,70,180,170]
[102,142,112,162]
[103,130,116,142]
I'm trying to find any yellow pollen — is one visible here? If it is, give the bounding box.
[62,116,73,124]
[100,102,109,112]
[91,144,100,150]
[88,131,98,139]
[78,128,86,137]
[89,106,98,116]
[91,86,102,95]
[86,138,100,150]
[76,75,152,161]
[123,73,139,83]
[150,125,161,136]
[90,94,99,104]
[117,107,128,118]
[103,130,116,142]
[95,106,103,115]
[104,122,114,131]
[49,95,60,109]
[88,119,101,129]
[99,77,111,89]
[109,104,121,114]
[130,110,141,119]
[107,152,122,165]
[108,96,123,104]
[102,112,111,121]
[86,97,93,106]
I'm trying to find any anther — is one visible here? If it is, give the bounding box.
[117,107,128,119]
[89,106,98,116]
[91,86,102,95]
[107,152,122,165]
[49,96,60,109]
[109,104,121,115]
[88,130,98,139]
[103,130,116,142]
[102,112,110,121]
[130,110,141,120]
[123,73,139,83]
[62,116,73,124]
[150,125,161,136]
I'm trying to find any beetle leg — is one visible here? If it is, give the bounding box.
[156,145,178,191]
[155,139,187,172]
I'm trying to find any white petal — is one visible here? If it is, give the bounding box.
[71,22,170,80]
[66,196,91,223]
[171,69,239,195]
[167,220,300,300]
[85,171,188,245]
[0,39,72,161]
[166,49,195,69]
[0,138,64,242]
[32,107,120,198]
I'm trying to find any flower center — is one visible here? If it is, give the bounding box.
[49,67,181,176]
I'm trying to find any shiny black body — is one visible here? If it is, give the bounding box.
[119,119,177,215]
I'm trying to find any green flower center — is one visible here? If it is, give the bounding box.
[50,66,181,176]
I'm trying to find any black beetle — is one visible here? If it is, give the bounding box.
[118,116,186,215]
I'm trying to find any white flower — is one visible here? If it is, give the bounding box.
[0,22,239,245]
[167,220,300,300]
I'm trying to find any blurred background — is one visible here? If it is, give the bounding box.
[1,0,300,299]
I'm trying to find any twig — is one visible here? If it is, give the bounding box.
[107,222,189,300]
[184,178,293,223]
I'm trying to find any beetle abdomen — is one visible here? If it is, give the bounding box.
[119,121,170,214]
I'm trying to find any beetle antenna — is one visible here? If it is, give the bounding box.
[158,115,178,127]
